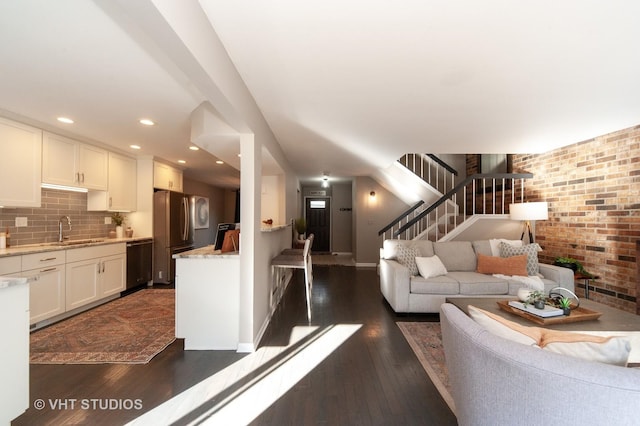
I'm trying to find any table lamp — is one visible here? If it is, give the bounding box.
[509,202,548,243]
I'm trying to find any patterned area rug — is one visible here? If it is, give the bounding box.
[396,322,455,414]
[30,289,175,364]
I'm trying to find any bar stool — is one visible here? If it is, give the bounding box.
[271,236,313,321]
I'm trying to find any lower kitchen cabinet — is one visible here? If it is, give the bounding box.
[66,258,101,311]
[21,249,66,324]
[23,266,65,324]
[99,254,126,298]
[65,244,126,311]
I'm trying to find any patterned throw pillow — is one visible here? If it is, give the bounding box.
[396,245,420,276]
[499,242,541,276]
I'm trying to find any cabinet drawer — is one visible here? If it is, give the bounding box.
[66,243,126,263]
[0,256,22,275]
[21,250,66,270]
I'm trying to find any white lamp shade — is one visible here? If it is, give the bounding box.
[510,202,548,221]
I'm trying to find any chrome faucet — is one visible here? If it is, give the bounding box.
[58,216,71,242]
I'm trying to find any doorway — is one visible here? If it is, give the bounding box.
[305,197,331,252]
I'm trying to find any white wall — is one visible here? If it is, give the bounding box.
[353,176,410,265]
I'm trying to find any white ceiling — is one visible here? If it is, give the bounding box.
[1,0,640,188]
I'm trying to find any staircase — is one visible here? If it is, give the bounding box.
[378,154,533,242]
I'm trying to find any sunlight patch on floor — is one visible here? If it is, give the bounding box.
[127,324,362,425]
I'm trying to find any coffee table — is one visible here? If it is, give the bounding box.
[446,297,640,332]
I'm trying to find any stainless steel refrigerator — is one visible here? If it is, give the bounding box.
[153,190,194,284]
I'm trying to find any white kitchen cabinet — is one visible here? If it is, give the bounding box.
[99,254,126,297]
[42,132,108,190]
[23,266,66,324]
[0,256,21,275]
[87,152,137,211]
[154,161,183,192]
[21,250,66,324]
[65,258,101,311]
[0,117,42,207]
[0,279,29,425]
[66,244,125,310]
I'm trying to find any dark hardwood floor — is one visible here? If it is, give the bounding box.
[13,266,456,425]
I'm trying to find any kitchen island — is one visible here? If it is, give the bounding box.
[0,275,29,424]
[173,246,240,350]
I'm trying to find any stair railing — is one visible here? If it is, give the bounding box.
[399,154,458,195]
[381,172,533,241]
[378,200,425,241]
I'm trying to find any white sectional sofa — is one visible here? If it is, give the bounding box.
[379,239,574,313]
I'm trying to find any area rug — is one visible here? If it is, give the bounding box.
[396,322,455,414]
[30,289,175,364]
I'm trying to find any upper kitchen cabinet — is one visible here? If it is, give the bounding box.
[87,152,137,212]
[42,132,108,190]
[154,161,183,192]
[0,117,42,207]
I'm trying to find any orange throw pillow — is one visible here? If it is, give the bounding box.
[476,253,527,276]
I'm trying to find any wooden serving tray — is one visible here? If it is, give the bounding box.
[496,300,602,325]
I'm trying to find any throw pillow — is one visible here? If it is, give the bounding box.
[468,305,632,366]
[396,245,420,276]
[500,242,541,276]
[415,255,448,279]
[476,254,528,276]
[489,238,523,256]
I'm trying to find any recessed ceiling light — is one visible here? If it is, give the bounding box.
[130,145,141,150]
[139,118,155,126]
[178,160,186,164]
[216,160,224,165]
[189,146,199,151]
[57,117,74,124]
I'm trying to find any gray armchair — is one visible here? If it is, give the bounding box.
[440,303,640,426]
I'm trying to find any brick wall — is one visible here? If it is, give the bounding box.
[511,125,640,313]
[0,189,120,246]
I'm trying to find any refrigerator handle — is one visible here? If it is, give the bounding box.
[183,196,189,240]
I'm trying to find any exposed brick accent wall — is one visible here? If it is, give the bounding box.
[511,125,640,313]
[0,189,121,246]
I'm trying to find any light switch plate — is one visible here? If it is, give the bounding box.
[104,217,112,225]
[15,217,28,227]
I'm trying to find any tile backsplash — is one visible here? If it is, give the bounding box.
[0,189,123,246]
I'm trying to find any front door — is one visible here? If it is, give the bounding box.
[305,197,331,252]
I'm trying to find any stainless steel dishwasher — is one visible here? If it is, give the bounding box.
[126,238,153,291]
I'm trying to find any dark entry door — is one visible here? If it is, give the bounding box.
[305,197,331,252]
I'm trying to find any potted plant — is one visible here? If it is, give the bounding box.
[524,290,547,310]
[558,297,572,316]
[111,212,125,238]
[553,257,594,278]
[294,217,307,241]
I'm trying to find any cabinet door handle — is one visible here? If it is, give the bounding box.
[102,261,105,273]
[82,172,85,183]
[109,197,112,208]
[39,267,57,273]
[40,257,57,262]
[97,263,101,274]
[75,172,80,183]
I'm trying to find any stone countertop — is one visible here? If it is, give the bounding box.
[173,245,239,259]
[260,224,290,233]
[0,236,153,258]
[0,276,28,289]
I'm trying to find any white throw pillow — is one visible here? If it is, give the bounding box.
[415,255,448,279]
